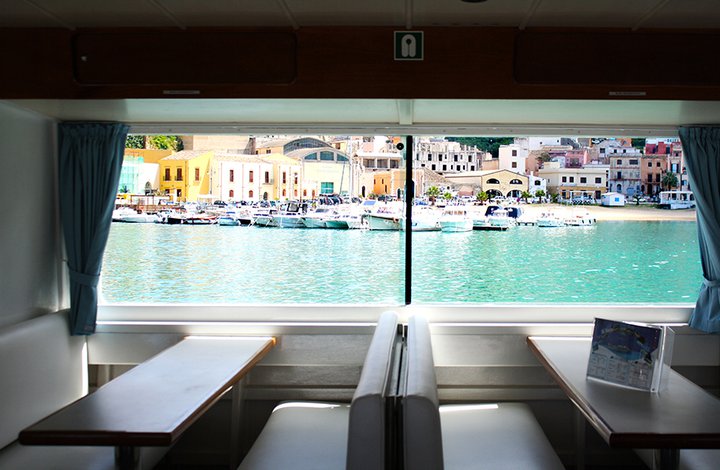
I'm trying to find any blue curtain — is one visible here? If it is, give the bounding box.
[58,123,129,335]
[678,127,720,333]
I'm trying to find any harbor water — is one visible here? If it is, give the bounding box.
[100,221,701,305]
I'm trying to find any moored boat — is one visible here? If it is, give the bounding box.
[439,207,473,232]
[487,207,514,231]
[536,212,566,228]
[564,210,596,226]
[365,203,403,231]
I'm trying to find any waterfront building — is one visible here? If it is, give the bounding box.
[158,150,213,202]
[645,138,687,190]
[593,138,635,165]
[414,138,481,174]
[515,136,563,150]
[210,153,275,202]
[260,153,302,201]
[538,162,609,200]
[498,144,528,173]
[366,168,426,199]
[444,169,529,198]
[285,147,353,198]
[640,155,666,196]
[607,148,644,196]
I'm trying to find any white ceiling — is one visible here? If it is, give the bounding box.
[3,0,720,30]
[4,0,720,132]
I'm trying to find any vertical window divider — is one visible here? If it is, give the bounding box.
[404,136,414,305]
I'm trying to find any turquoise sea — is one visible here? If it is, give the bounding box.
[100,221,702,304]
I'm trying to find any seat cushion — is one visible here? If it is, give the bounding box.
[0,311,85,449]
[636,448,720,470]
[0,442,167,470]
[238,402,350,470]
[440,403,564,470]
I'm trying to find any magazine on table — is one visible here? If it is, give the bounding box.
[586,318,674,393]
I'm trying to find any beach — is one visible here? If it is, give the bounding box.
[518,204,697,222]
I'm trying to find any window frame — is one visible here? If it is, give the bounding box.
[100,127,694,325]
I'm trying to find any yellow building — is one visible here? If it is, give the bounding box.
[445,169,529,198]
[369,169,424,199]
[158,150,213,202]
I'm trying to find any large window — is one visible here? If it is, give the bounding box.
[102,134,700,309]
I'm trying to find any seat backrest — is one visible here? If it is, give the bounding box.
[346,311,400,470]
[403,315,444,470]
[0,311,85,450]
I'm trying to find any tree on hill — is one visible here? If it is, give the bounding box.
[125,135,145,149]
[125,135,184,151]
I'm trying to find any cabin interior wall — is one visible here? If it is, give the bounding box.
[0,101,62,329]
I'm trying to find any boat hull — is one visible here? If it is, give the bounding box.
[366,214,401,231]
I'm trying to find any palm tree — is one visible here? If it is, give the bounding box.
[476,191,489,204]
[426,186,441,205]
[662,172,679,190]
[521,190,532,203]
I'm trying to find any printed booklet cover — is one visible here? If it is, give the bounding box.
[586,318,669,392]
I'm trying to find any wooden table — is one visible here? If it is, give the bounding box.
[20,336,275,469]
[528,336,720,470]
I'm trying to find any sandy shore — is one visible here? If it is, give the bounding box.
[517,203,697,221]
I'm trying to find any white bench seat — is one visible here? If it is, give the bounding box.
[237,403,350,470]
[403,315,564,470]
[636,448,720,470]
[0,311,167,470]
[0,442,167,470]
[440,403,565,470]
[238,311,400,470]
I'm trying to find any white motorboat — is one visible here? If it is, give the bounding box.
[301,207,336,228]
[439,207,473,232]
[487,207,514,231]
[564,210,596,226]
[536,212,566,227]
[365,203,403,231]
[112,207,159,223]
[403,207,441,232]
[218,212,240,226]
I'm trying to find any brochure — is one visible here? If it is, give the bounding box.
[586,318,673,393]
